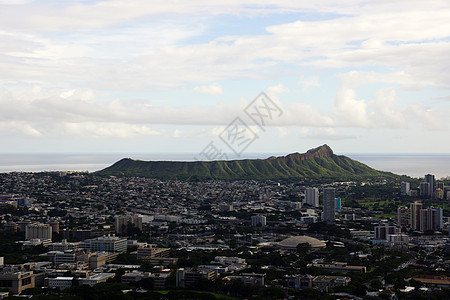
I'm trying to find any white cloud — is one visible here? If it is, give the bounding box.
[298,77,320,91]
[194,83,223,95]
[267,83,289,94]
[172,129,183,138]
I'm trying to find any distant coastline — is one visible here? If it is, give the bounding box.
[0,153,449,179]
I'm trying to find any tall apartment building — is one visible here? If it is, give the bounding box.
[304,187,319,207]
[323,188,336,224]
[424,174,435,196]
[420,182,430,197]
[401,182,410,196]
[25,223,52,241]
[420,207,443,232]
[410,201,422,231]
[251,215,266,227]
[115,215,143,235]
[397,206,411,228]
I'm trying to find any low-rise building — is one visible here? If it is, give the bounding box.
[308,262,366,273]
[176,268,217,287]
[0,271,35,294]
[313,275,351,292]
[121,271,150,284]
[79,273,115,287]
[48,277,73,290]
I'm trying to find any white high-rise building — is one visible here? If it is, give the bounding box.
[401,182,410,196]
[25,223,52,240]
[304,187,319,207]
[323,188,336,224]
[251,215,266,227]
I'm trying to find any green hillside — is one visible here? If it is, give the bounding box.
[96,145,395,180]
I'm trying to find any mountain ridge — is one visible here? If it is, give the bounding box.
[96,144,396,180]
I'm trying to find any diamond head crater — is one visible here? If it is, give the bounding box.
[97,145,397,180]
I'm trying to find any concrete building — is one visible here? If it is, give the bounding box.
[425,174,435,196]
[420,182,430,197]
[374,224,400,240]
[50,220,60,234]
[323,188,335,224]
[47,250,78,266]
[115,215,143,235]
[25,223,52,241]
[435,188,444,200]
[90,235,127,253]
[335,197,341,212]
[219,204,233,212]
[304,187,319,207]
[286,274,314,290]
[223,273,265,286]
[308,262,366,273]
[79,273,115,287]
[251,215,266,227]
[410,201,422,231]
[386,233,409,248]
[48,277,73,290]
[121,271,150,284]
[136,245,170,260]
[50,239,80,252]
[420,207,443,231]
[0,271,35,294]
[401,182,410,196]
[151,269,172,288]
[176,268,217,287]
[312,275,351,292]
[397,206,411,228]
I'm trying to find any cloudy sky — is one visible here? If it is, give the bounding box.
[1,0,449,157]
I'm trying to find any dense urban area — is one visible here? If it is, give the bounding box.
[0,171,449,299]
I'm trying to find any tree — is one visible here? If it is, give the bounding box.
[297,242,312,254]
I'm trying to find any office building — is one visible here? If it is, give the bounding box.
[307,262,366,273]
[25,223,52,241]
[374,224,400,240]
[176,268,217,288]
[401,182,410,196]
[90,235,127,253]
[323,188,336,224]
[304,187,319,207]
[0,271,35,294]
[312,275,351,292]
[48,277,73,290]
[251,215,266,227]
[79,273,115,287]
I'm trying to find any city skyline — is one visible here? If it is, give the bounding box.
[0,1,449,155]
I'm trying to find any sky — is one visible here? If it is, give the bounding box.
[0,0,450,158]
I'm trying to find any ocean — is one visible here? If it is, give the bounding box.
[0,153,449,179]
